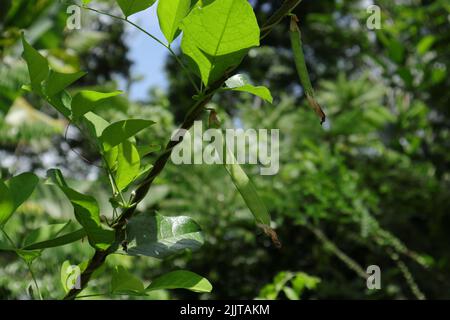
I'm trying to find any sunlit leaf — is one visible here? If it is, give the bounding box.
[181,0,259,56]
[111,266,145,295]
[117,0,156,18]
[146,270,212,293]
[123,212,204,259]
[157,0,191,44]
[180,0,259,85]
[225,74,273,103]
[99,119,155,152]
[116,141,141,191]
[417,35,435,55]
[83,112,110,138]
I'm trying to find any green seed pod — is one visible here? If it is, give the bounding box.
[290,15,326,124]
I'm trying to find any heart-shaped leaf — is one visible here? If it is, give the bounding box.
[225,74,273,103]
[123,212,204,259]
[180,0,260,86]
[47,169,114,250]
[21,35,49,90]
[116,141,141,191]
[157,0,191,44]
[71,90,122,119]
[99,119,155,152]
[0,173,39,227]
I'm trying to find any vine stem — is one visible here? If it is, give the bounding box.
[27,264,44,300]
[64,0,303,300]
[304,223,369,280]
[77,5,200,94]
[1,229,43,300]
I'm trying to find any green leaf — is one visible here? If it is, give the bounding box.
[47,169,114,250]
[283,287,299,300]
[116,141,141,191]
[21,34,49,90]
[83,112,110,138]
[123,212,204,259]
[45,90,73,118]
[0,230,14,251]
[225,74,273,103]
[417,35,435,55]
[180,0,259,85]
[181,36,246,86]
[0,173,39,227]
[99,119,155,152]
[181,0,259,56]
[20,36,78,118]
[0,180,14,227]
[387,39,405,64]
[157,0,191,44]
[146,270,212,293]
[135,163,154,181]
[7,173,39,212]
[22,222,70,248]
[117,0,156,18]
[111,266,145,295]
[71,90,122,119]
[45,70,86,96]
[15,249,41,264]
[22,228,86,250]
[104,146,119,171]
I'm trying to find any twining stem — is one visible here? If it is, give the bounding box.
[77,5,201,94]
[102,156,127,206]
[304,223,369,280]
[27,263,44,300]
[260,0,303,39]
[387,250,426,300]
[64,0,303,300]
